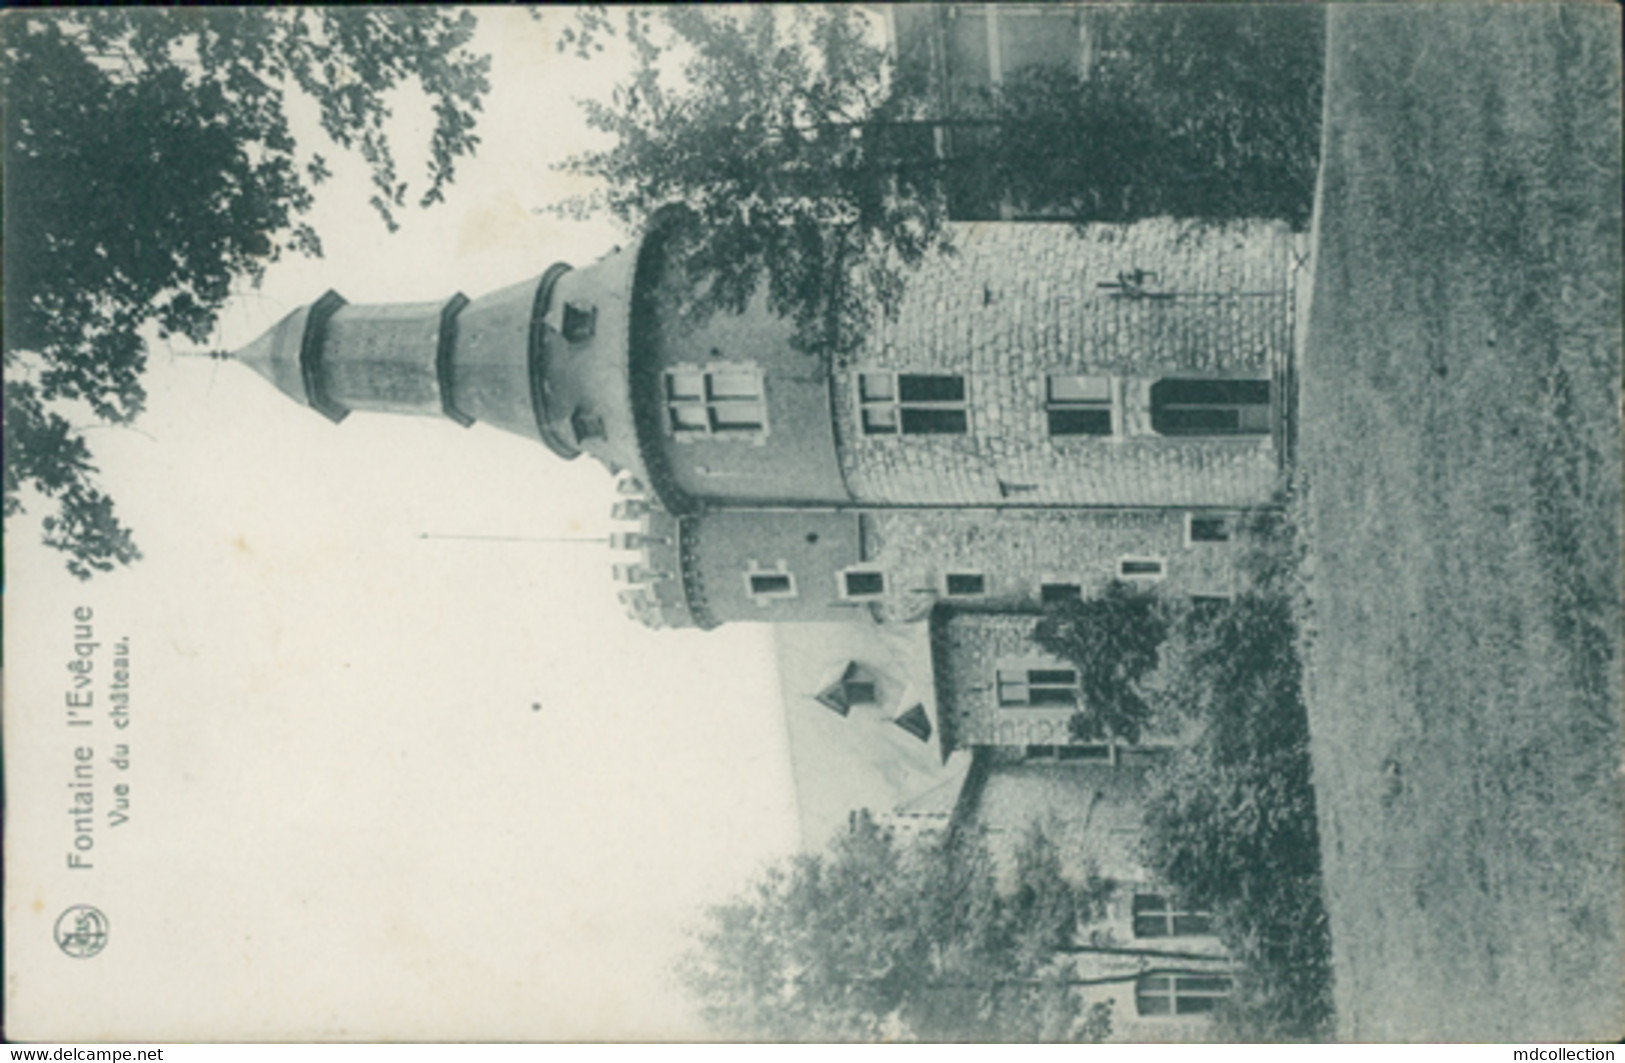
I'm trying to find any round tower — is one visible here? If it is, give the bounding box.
[232,238,652,484]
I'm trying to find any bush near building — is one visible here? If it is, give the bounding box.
[1139,512,1334,1041]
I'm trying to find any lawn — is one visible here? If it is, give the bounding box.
[1298,5,1622,1042]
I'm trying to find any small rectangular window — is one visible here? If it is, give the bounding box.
[945,573,986,596]
[859,372,968,435]
[1041,582,1082,604]
[1047,374,1114,436]
[843,571,886,597]
[1188,516,1231,543]
[749,573,792,595]
[745,568,797,603]
[1119,558,1164,579]
[562,301,597,342]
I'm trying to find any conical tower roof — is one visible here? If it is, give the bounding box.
[233,290,349,422]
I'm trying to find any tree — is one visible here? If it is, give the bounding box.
[1033,581,1170,746]
[547,4,1324,346]
[972,6,1325,229]
[3,9,491,578]
[550,7,950,357]
[678,813,1114,1042]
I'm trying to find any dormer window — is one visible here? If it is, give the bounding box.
[562,301,597,343]
[816,661,880,716]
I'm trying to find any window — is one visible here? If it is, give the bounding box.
[1187,514,1232,543]
[1041,582,1082,604]
[1135,974,1233,1017]
[945,573,986,597]
[746,563,797,604]
[562,301,597,342]
[997,667,1079,707]
[666,367,766,436]
[1150,379,1270,436]
[749,573,792,595]
[859,373,968,435]
[1119,558,1164,580]
[816,662,879,716]
[1132,893,1215,938]
[1046,375,1113,436]
[841,570,887,597]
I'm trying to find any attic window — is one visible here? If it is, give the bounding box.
[562,301,597,342]
[816,662,879,716]
[945,572,986,597]
[841,570,886,598]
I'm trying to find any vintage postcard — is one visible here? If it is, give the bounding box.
[4,4,1621,1045]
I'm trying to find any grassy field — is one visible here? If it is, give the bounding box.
[1298,5,1622,1042]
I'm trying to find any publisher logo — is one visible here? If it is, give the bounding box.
[54,904,109,958]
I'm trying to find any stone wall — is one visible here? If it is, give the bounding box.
[863,508,1248,622]
[832,219,1294,506]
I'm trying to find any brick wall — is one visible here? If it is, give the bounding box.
[833,219,1294,506]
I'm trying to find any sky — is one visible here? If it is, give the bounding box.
[4,9,800,1041]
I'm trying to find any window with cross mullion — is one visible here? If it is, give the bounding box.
[860,372,968,435]
[666,366,766,436]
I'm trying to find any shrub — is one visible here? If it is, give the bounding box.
[1139,518,1335,1040]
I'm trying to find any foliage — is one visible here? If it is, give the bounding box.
[982,5,1324,228]
[550,6,948,357]
[1139,516,1334,1040]
[2,8,491,577]
[553,4,1324,355]
[1033,580,1171,746]
[678,813,1113,1042]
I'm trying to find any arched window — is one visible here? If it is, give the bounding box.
[1150,379,1270,436]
